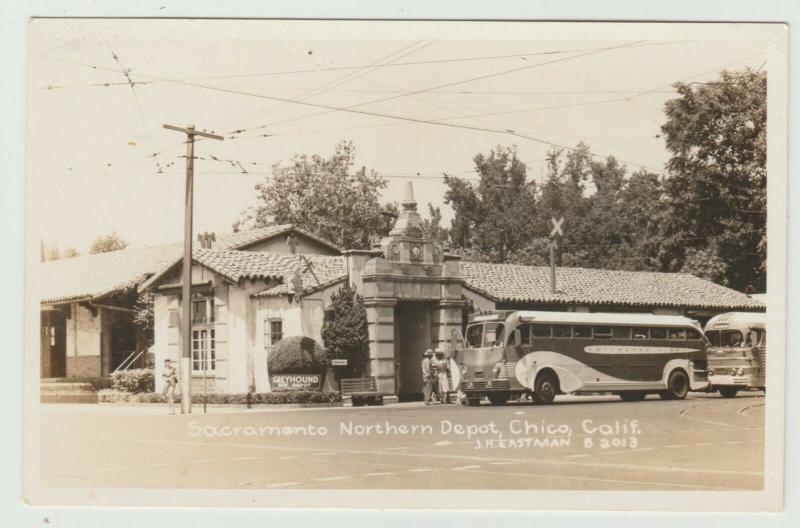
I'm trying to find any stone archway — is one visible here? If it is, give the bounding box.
[359,183,464,396]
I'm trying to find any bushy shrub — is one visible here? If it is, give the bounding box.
[97,389,340,405]
[111,368,155,393]
[321,284,369,378]
[267,336,327,375]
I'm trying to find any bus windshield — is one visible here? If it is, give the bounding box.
[483,323,505,347]
[466,324,483,348]
[706,329,744,347]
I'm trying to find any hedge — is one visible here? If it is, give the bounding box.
[110,368,155,393]
[97,389,341,405]
[267,336,327,374]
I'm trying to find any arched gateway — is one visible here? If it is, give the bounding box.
[345,183,464,400]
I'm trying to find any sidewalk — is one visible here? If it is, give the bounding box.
[38,400,432,416]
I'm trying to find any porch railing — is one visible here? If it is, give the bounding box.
[114,349,146,372]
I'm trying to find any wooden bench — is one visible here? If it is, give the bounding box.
[340,377,384,407]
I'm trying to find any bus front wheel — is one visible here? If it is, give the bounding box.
[487,392,509,406]
[718,387,739,398]
[533,372,558,405]
[665,370,689,400]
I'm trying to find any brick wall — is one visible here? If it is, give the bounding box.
[66,355,102,378]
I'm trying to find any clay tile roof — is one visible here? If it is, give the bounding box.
[40,243,183,304]
[253,255,348,297]
[39,224,340,304]
[191,250,345,286]
[459,261,764,311]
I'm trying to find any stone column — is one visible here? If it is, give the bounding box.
[434,299,464,355]
[365,298,397,395]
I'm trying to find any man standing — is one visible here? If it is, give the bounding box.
[162,359,178,415]
[421,349,434,405]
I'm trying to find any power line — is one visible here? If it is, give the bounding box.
[225,40,438,134]
[228,40,647,137]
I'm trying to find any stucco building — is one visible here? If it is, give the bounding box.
[39,184,764,400]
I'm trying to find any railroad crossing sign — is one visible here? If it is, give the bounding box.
[550,216,564,238]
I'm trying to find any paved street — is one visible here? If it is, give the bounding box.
[39,392,765,491]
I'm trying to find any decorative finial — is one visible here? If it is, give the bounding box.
[402,181,417,211]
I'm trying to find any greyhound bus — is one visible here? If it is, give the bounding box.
[704,312,766,397]
[452,311,709,406]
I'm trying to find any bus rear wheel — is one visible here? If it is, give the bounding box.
[619,391,647,402]
[718,387,739,398]
[487,392,509,406]
[665,370,689,400]
[533,372,558,405]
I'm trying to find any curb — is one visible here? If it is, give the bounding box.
[96,401,344,409]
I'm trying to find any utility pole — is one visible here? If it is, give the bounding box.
[163,124,223,414]
[549,217,564,295]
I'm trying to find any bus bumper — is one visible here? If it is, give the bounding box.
[709,374,753,387]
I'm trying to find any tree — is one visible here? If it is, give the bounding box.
[62,247,80,259]
[133,292,155,349]
[680,246,729,285]
[444,145,537,262]
[241,141,389,249]
[421,203,450,246]
[658,67,766,290]
[44,244,61,261]
[90,232,128,254]
[321,284,369,378]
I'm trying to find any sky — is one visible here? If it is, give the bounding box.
[26,19,769,253]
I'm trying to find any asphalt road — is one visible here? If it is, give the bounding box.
[39,392,765,491]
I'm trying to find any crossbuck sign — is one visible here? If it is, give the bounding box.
[550,216,565,238]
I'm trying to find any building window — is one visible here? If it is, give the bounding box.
[191,297,215,372]
[264,318,283,350]
[192,328,215,371]
[192,297,214,325]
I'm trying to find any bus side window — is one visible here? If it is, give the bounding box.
[651,327,667,340]
[633,327,649,340]
[573,325,591,339]
[687,328,701,340]
[592,326,612,339]
[531,324,551,339]
[553,325,572,338]
[757,329,766,347]
[668,327,687,340]
[613,326,631,339]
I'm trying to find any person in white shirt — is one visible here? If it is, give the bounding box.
[162,359,178,414]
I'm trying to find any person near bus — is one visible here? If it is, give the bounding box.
[162,359,178,415]
[421,349,434,405]
[434,348,452,404]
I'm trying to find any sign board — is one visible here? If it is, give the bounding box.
[331,359,348,366]
[270,373,323,391]
[550,216,564,238]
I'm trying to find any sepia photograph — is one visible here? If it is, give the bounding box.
[20,17,789,512]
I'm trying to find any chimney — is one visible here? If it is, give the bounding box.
[198,232,216,249]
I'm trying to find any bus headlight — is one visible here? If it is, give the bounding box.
[730,368,737,376]
[492,362,502,377]
[736,368,745,376]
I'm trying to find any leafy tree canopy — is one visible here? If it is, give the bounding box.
[658,68,766,290]
[237,141,390,250]
[90,232,129,254]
